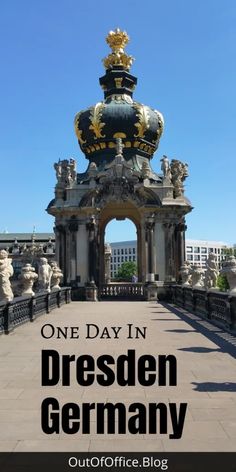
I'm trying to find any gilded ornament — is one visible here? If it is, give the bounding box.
[113,132,127,138]
[133,103,150,138]
[89,103,106,139]
[103,28,134,71]
[74,112,86,145]
[152,110,164,143]
[114,77,123,88]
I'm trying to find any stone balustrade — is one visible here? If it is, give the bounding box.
[0,287,71,335]
[170,285,236,332]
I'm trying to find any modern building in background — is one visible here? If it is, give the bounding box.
[109,239,231,278]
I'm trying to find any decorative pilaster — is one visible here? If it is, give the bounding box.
[145,217,155,282]
[175,219,187,281]
[163,222,176,282]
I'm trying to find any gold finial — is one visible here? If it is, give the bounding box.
[103,28,134,71]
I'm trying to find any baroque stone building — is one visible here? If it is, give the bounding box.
[47,29,192,299]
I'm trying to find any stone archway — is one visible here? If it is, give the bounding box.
[97,202,144,285]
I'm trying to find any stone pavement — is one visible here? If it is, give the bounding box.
[0,301,235,452]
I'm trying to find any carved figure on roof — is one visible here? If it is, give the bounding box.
[38,257,52,292]
[170,159,189,197]
[50,261,63,290]
[0,250,14,302]
[204,252,219,290]
[160,155,172,182]
[54,159,77,187]
[19,263,38,296]
[220,256,236,294]
[179,261,192,286]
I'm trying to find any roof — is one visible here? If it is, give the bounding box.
[0,233,55,242]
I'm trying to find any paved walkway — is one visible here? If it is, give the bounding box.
[0,301,235,452]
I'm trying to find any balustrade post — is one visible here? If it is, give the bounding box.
[229,295,236,330]
[30,296,36,322]
[46,293,50,314]
[4,302,13,334]
[57,289,61,308]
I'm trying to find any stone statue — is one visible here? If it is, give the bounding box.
[50,261,63,290]
[191,265,204,288]
[38,257,53,292]
[170,159,189,197]
[0,250,14,302]
[54,159,77,187]
[220,256,236,294]
[19,263,38,296]
[160,155,172,182]
[179,261,192,286]
[204,252,219,290]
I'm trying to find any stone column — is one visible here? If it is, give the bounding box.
[163,222,175,282]
[86,216,97,284]
[54,224,66,285]
[146,219,155,282]
[104,243,112,283]
[68,218,79,285]
[85,216,98,301]
[145,217,158,301]
[175,219,187,281]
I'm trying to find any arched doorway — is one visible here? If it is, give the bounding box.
[104,218,138,283]
[97,201,145,286]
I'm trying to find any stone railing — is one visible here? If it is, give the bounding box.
[99,283,145,300]
[0,287,71,335]
[170,285,236,332]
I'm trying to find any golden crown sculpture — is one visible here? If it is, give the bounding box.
[103,28,134,71]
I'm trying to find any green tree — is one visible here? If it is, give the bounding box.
[115,261,137,281]
[217,274,229,292]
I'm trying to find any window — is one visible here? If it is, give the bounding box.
[133,248,135,254]
[121,256,124,262]
[125,248,127,254]
[111,256,113,262]
[118,257,120,262]
[117,249,120,255]
[201,255,207,261]
[201,247,207,253]
[129,248,131,254]
[133,256,136,261]
[129,256,132,261]
[186,246,192,252]
[114,257,116,263]
[194,247,200,253]
[111,264,113,270]
[114,249,116,255]
[187,254,193,261]
[121,249,124,255]
[194,255,200,261]
[125,256,127,261]
[209,248,213,253]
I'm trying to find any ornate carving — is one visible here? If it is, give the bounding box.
[19,263,38,297]
[103,29,134,71]
[191,266,204,288]
[50,261,63,290]
[170,159,189,197]
[74,112,86,145]
[0,250,14,302]
[204,253,219,290]
[89,103,106,139]
[154,110,164,144]
[38,258,53,292]
[133,103,150,138]
[220,256,236,294]
[179,261,192,286]
[141,160,151,179]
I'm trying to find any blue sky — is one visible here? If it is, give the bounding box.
[0,0,235,244]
